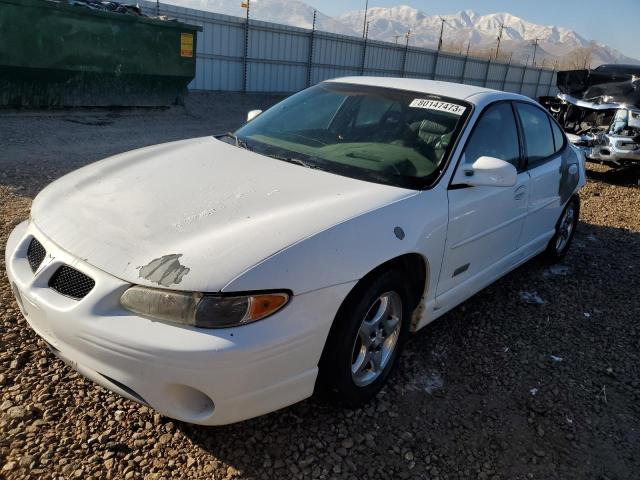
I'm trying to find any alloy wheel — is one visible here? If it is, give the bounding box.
[555,203,575,254]
[351,291,402,387]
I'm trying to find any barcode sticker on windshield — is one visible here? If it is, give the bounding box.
[409,99,466,116]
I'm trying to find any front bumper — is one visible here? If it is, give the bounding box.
[6,220,354,425]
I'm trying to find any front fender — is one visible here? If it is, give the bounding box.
[222,188,448,300]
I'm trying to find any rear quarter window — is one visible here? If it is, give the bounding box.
[549,117,566,152]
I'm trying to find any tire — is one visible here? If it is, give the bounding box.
[318,269,411,407]
[543,194,580,262]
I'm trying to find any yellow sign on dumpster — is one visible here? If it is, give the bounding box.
[180,33,194,58]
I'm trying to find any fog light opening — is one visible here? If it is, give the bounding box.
[165,384,215,421]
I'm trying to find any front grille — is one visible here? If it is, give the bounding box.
[27,238,46,272]
[48,266,95,300]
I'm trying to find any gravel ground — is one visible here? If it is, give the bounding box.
[1,93,639,480]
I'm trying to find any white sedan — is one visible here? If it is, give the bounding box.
[5,77,585,425]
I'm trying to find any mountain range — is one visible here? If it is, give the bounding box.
[164,0,638,68]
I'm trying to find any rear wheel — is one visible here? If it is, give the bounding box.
[543,195,580,262]
[318,270,411,407]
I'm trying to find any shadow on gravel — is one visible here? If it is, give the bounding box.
[586,164,640,186]
[174,222,640,480]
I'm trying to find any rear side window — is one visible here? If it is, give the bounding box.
[463,103,520,168]
[515,103,555,163]
[549,118,566,152]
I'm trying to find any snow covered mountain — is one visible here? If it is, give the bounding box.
[163,1,638,67]
[338,6,638,66]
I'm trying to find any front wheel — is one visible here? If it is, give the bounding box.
[318,270,411,407]
[543,195,580,262]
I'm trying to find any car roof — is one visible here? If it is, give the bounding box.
[325,76,532,106]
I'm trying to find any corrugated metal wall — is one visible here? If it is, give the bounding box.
[141,1,558,98]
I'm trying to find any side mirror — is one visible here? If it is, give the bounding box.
[453,156,517,187]
[247,109,262,122]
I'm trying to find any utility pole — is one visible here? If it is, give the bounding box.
[437,17,446,51]
[393,35,402,44]
[360,20,371,75]
[501,52,512,90]
[307,9,317,87]
[519,54,529,94]
[535,58,545,95]
[495,23,504,60]
[546,59,558,96]
[400,29,410,77]
[459,40,471,84]
[362,0,369,38]
[242,0,250,93]
[531,38,540,67]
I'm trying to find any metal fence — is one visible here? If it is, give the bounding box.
[141,1,558,98]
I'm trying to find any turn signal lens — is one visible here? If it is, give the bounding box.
[120,287,289,329]
[247,294,289,321]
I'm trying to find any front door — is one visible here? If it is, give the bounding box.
[436,102,529,299]
[514,102,566,250]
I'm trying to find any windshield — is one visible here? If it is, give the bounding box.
[233,82,471,189]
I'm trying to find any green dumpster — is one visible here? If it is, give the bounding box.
[0,0,201,107]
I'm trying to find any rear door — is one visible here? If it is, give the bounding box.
[514,102,565,250]
[436,102,529,297]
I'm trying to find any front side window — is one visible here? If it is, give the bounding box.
[515,103,555,163]
[463,103,520,168]
[233,82,471,189]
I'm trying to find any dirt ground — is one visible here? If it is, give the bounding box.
[1,93,639,480]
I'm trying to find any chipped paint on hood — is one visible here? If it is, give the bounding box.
[138,254,190,287]
[31,137,417,292]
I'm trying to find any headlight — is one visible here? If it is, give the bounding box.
[120,286,289,328]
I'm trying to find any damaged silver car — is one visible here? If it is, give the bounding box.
[539,64,640,167]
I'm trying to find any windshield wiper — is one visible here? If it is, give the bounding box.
[217,132,251,150]
[266,153,321,169]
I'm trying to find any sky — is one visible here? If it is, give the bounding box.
[304,0,640,60]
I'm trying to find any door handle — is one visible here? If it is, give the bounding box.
[514,185,527,200]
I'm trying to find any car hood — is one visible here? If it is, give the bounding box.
[31,137,416,292]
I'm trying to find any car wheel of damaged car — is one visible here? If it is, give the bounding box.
[544,195,580,262]
[318,269,410,407]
